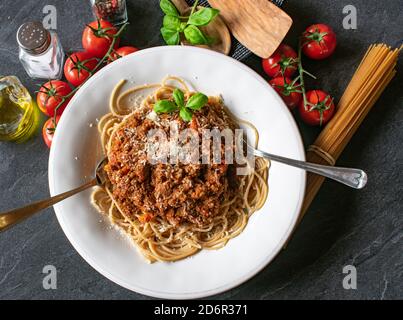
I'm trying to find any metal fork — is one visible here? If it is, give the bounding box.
[247,144,367,189]
[0,158,108,233]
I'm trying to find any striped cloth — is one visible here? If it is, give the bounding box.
[186,0,286,60]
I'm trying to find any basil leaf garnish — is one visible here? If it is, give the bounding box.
[154,89,208,121]
[154,100,178,113]
[173,89,185,108]
[161,27,180,45]
[163,15,181,31]
[186,93,208,110]
[160,0,179,17]
[188,8,220,26]
[183,25,209,45]
[180,107,193,122]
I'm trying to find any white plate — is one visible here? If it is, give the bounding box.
[49,46,306,299]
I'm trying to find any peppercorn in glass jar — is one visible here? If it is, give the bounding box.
[90,0,128,26]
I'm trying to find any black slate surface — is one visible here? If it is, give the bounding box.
[0,0,402,300]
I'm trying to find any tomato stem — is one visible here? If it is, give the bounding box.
[298,38,317,111]
[298,39,308,110]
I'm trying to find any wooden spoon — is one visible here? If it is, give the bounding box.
[171,0,231,55]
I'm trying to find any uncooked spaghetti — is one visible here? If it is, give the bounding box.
[300,44,401,222]
[91,76,269,262]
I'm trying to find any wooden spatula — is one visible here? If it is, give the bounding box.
[208,0,293,58]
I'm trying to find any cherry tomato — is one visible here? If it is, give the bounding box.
[64,51,98,87]
[108,46,139,63]
[42,116,60,148]
[36,80,72,117]
[82,20,119,58]
[299,90,335,126]
[262,44,298,78]
[269,77,302,110]
[302,24,337,60]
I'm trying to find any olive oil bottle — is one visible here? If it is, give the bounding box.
[0,76,40,142]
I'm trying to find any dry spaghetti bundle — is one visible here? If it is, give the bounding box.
[299,44,401,222]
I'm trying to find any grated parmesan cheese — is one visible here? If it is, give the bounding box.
[146,110,159,123]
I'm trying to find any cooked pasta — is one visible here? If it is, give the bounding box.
[91,76,269,262]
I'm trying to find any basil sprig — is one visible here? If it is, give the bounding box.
[153,88,208,122]
[159,0,219,46]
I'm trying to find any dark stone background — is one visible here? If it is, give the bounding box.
[0,0,402,299]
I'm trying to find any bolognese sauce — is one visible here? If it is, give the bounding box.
[104,97,240,227]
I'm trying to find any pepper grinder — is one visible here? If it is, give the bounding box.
[17,21,65,80]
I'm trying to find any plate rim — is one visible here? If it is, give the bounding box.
[49,45,306,299]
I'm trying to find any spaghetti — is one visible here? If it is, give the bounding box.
[91,76,269,262]
[300,44,401,222]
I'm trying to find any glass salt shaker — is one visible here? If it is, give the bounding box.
[17,21,65,80]
[89,0,128,26]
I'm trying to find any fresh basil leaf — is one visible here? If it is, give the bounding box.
[180,107,193,122]
[154,100,178,113]
[163,15,181,31]
[160,0,179,17]
[186,93,208,110]
[173,89,185,108]
[188,8,220,26]
[183,25,208,45]
[161,27,180,45]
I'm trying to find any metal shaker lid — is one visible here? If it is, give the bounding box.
[17,21,51,55]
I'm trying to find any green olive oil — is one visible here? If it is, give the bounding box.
[0,76,40,142]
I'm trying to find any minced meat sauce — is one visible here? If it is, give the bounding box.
[104,98,240,227]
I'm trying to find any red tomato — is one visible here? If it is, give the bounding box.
[109,46,139,63]
[42,116,60,148]
[36,81,72,117]
[269,77,302,110]
[262,44,298,78]
[64,51,98,87]
[302,24,337,60]
[299,90,335,126]
[82,20,119,58]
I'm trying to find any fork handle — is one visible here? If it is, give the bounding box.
[252,149,367,189]
[0,179,97,233]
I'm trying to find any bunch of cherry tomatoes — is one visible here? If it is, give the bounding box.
[262,23,337,127]
[37,20,138,148]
